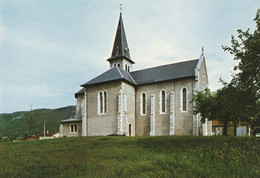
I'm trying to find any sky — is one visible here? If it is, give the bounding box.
[0,0,259,113]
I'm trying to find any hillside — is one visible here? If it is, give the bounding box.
[0,136,259,177]
[0,106,76,140]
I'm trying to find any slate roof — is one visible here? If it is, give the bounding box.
[107,13,134,64]
[80,59,198,88]
[60,117,82,123]
[130,59,199,85]
[75,88,84,97]
[81,66,136,87]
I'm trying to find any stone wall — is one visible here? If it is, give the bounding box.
[135,78,194,136]
[85,81,135,136]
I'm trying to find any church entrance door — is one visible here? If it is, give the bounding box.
[129,124,131,136]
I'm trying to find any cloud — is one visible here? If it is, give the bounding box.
[1,0,259,113]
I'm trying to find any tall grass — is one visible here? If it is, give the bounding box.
[0,136,259,177]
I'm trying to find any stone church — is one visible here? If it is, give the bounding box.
[60,13,212,137]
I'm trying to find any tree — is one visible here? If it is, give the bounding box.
[223,9,260,97]
[192,88,216,123]
[193,9,260,136]
[192,85,251,136]
[192,87,233,136]
[223,9,260,128]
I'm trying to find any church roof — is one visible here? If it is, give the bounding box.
[81,66,136,87]
[81,59,199,88]
[75,88,84,98]
[130,59,199,85]
[107,13,134,64]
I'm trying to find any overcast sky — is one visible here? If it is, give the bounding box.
[0,0,259,113]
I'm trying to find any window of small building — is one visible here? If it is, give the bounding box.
[117,63,121,67]
[70,124,78,133]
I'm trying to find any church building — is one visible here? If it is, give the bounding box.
[60,12,212,137]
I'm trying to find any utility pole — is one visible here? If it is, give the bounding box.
[44,122,46,137]
[28,104,33,136]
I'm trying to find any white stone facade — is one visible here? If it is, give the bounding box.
[66,56,210,137]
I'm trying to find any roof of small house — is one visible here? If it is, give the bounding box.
[60,117,82,123]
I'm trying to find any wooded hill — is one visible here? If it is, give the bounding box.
[0,106,75,140]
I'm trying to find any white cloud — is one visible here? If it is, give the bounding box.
[1,0,259,113]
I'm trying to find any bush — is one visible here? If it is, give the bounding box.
[2,136,9,142]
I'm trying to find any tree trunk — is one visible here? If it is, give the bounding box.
[223,121,228,136]
[233,122,237,136]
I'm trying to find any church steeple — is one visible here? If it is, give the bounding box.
[107,12,135,72]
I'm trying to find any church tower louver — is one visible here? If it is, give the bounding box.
[107,13,135,72]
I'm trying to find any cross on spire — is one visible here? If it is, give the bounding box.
[120,4,122,15]
[201,46,204,55]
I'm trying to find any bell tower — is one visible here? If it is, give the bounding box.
[107,12,135,72]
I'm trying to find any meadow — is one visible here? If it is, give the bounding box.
[0,136,259,177]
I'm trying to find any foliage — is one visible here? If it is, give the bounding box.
[0,136,259,177]
[192,88,216,123]
[193,9,260,135]
[192,85,256,135]
[2,136,9,142]
[0,106,75,140]
[223,9,260,98]
[192,87,233,135]
[222,8,260,126]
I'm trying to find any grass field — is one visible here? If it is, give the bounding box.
[0,136,259,177]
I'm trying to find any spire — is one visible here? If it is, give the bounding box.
[107,12,134,64]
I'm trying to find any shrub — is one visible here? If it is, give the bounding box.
[2,136,9,142]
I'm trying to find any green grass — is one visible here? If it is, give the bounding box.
[0,136,259,177]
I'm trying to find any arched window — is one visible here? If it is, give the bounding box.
[98,91,108,115]
[99,92,103,113]
[160,90,167,114]
[162,90,166,113]
[182,87,187,112]
[140,92,146,115]
[113,63,116,67]
[125,65,127,71]
[142,93,146,114]
[104,91,107,113]
[117,63,121,67]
